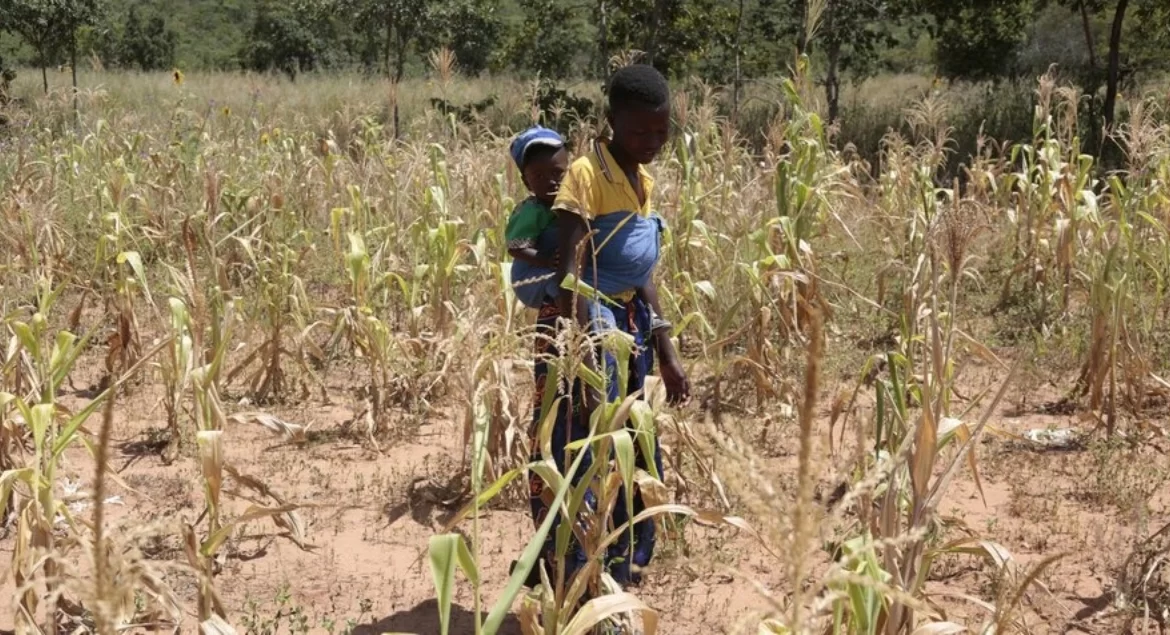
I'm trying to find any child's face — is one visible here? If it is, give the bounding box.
[609,105,670,165]
[523,148,569,206]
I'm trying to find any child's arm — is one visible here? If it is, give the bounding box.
[508,245,555,269]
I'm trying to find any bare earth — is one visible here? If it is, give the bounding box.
[0,344,1160,634]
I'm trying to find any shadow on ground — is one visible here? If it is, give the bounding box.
[353,599,522,635]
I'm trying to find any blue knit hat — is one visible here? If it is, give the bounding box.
[510,126,564,169]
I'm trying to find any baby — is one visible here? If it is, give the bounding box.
[506,126,570,309]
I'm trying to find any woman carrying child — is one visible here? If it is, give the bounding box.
[516,64,690,590]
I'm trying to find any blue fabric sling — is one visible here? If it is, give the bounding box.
[510,211,665,310]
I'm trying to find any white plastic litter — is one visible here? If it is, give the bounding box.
[1023,427,1079,448]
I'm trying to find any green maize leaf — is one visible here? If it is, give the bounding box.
[168,298,191,331]
[613,430,636,549]
[560,273,619,306]
[442,468,524,532]
[528,460,565,504]
[117,251,155,306]
[0,468,33,518]
[564,428,631,452]
[428,533,479,635]
[629,401,659,480]
[427,534,456,635]
[576,363,606,394]
[484,431,595,634]
[28,403,53,452]
[49,327,93,392]
[48,331,78,378]
[11,322,38,359]
[470,391,490,492]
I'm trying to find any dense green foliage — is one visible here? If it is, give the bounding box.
[0,0,1167,146]
[0,0,1164,81]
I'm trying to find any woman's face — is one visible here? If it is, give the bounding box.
[523,148,569,205]
[610,105,671,165]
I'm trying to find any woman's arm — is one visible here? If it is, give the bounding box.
[554,209,605,412]
[638,277,690,404]
[555,209,591,328]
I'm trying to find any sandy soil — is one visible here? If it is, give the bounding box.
[0,342,1164,635]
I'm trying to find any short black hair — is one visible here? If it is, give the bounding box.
[606,64,670,114]
[520,143,563,170]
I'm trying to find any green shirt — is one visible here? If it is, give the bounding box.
[505,197,555,250]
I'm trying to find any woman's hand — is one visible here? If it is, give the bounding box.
[659,355,691,405]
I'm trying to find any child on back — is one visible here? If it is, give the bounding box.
[506,126,659,313]
[506,126,571,309]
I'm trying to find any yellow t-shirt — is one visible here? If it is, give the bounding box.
[551,140,655,302]
[552,140,654,219]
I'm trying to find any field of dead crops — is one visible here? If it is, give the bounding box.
[1,68,1169,634]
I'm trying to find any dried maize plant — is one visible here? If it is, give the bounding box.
[1071,100,1170,432]
[741,204,1048,635]
[434,305,748,635]
[157,295,194,462]
[93,159,157,386]
[183,290,313,625]
[0,293,162,634]
[994,75,1089,315]
[660,88,767,421]
[461,308,526,483]
[223,198,318,404]
[761,76,839,338]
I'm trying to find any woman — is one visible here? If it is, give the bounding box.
[524,63,690,589]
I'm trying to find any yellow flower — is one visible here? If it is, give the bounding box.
[260,133,270,145]
[222,106,231,117]
[172,69,184,86]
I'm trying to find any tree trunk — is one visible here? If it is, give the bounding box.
[40,48,49,94]
[1078,0,1096,69]
[797,0,809,56]
[732,0,746,123]
[393,35,406,140]
[826,46,840,122]
[824,0,840,122]
[71,33,79,125]
[383,11,394,79]
[597,0,609,75]
[1103,0,1129,133]
[646,0,668,68]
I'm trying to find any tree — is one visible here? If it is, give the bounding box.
[507,0,585,80]
[741,0,802,77]
[0,0,103,94]
[241,0,325,80]
[606,0,737,77]
[1052,0,1169,143]
[918,0,1033,80]
[119,6,176,71]
[810,0,898,121]
[343,0,432,137]
[0,52,14,108]
[418,0,503,75]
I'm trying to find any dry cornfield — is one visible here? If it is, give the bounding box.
[0,64,1169,635]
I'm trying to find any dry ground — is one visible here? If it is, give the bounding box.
[0,339,1164,635]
